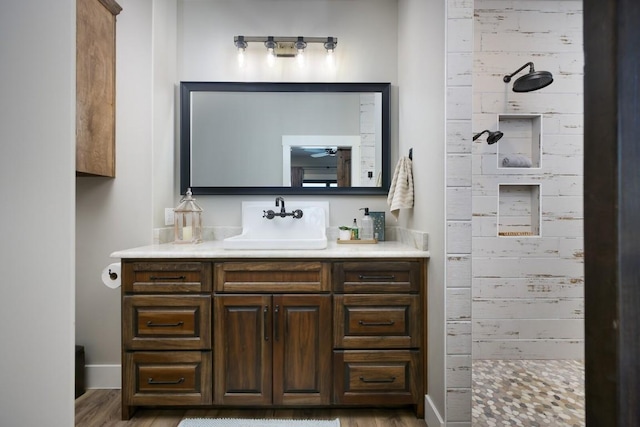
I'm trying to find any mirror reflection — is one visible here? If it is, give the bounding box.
[180,82,390,195]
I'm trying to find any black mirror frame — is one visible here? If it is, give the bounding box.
[180,81,391,196]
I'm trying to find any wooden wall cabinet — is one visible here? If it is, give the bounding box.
[76,0,121,177]
[120,257,425,420]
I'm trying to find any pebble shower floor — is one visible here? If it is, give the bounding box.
[472,359,585,426]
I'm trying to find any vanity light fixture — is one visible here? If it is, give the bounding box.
[264,36,277,66]
[233,35,338,64]
[324,36,336,65]
[234,35,247,66]
[294,36,307,66]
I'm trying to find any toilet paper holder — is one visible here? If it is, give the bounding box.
[109,269,118,280]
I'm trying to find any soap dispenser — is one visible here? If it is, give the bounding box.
[359,208,374,240]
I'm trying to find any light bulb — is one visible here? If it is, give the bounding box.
[267,49,276,67]
[325,49,334,66]
[237,48,245,67]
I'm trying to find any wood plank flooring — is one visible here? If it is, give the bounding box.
[75,389,427,427]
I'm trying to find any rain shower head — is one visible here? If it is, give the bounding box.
[473,130,503,145]
[503,62,553,92]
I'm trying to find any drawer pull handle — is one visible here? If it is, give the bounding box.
[147,377,185,385]
[149,275,186,281]
[359,376,396,383]
[358,275,396,281]
[146,321,184,328]
[358,320,395,326]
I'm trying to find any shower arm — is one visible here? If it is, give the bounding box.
[472,130,489,141]
[503,62,534,83]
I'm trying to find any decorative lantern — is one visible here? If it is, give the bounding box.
[174,188,203,244]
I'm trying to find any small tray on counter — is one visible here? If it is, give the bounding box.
[337,239,378,244]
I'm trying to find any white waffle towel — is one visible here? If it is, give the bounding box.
[387,156,414,220]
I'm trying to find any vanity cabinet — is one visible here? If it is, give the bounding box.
[120,257,425,419]
[213,261,332,405]
[121,261,212,419]
[214,294,331,406]
[332,262,424,414]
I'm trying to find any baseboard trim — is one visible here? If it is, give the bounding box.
[425,394,445,427]
[85,364,121,389]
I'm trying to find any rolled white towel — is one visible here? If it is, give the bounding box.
[501,155,532,168]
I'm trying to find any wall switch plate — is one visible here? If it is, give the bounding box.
[164,208,174,226]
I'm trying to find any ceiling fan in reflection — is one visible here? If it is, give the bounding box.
[309,148,338,158]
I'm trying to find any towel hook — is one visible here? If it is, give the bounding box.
[408,148,413,160]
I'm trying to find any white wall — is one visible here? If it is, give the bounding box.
[76,0,155,385]
[75,1,452,424]
[175,0,399,228]
[0,1,76,425]
[398,0,446,423]
[472,0,584,360]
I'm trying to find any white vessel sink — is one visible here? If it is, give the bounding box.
[223,201,329,250]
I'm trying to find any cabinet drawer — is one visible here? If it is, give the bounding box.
[333,350,420,405]
[215,261,330,292]
[334,294,420,349]
[333,261,420,293]
[123,261,212,293]
[123,295,211,350]
[123,351,212,406]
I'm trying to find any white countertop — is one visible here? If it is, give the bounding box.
[111,240,429,259]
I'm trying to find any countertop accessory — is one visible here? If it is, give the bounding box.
[369,211,385,241]
[174,187,203,244]
[337,238,378,244]
[338,226,352,241]
[359,207,374,240]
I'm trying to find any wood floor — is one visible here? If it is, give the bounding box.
[75,389,427,427]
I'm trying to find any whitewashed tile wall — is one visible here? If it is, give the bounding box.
[446,0,473,424]
[472,0,584,361]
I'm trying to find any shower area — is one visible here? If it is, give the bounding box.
[471,1,584,425]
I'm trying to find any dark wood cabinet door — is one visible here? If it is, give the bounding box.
[272,294,332,405]
[214,295,272,405]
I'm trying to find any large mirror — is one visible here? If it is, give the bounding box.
[180,82,390,195]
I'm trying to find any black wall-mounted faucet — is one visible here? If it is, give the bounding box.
[275,196,285,215]
[263,197,304,219]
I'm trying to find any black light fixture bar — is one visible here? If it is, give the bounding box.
[235,36,336,44]
[234,35,337,57]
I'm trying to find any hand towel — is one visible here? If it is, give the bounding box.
[387,156,414,220]
[501,155,533,168]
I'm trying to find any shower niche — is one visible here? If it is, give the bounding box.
[497,184,540,237]
[497,114,542,169]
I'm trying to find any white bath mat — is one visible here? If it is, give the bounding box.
[178,418,341,427]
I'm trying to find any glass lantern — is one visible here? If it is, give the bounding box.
[174,188,203,244]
